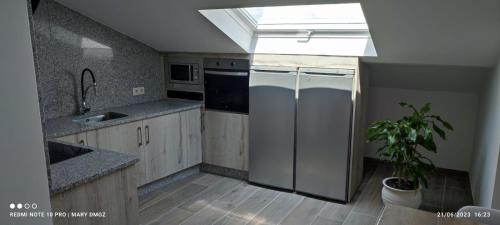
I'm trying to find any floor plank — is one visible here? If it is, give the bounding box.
[377,204,436,225]
[311,216,343,225]
[180,183,259,225]
[280,197,326,225]
[140,166,475,225]
[317,202,352,223]
[139,183,206,224]
[247,192,304,225]
[351,166,390,217]
[140,174,204,210]
[343,212,378,225]
[213,215,249,225]
[229,188,280,221]
[191,173,224,186]
[152,208,193,225]
[178,178,243,213]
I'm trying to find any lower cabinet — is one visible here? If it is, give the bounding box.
[182,108,202,168]
[202,110,249,171]
[92,120,147,185]
[143,113,183,183]
[51,165,138,225]
[54,108,202,186]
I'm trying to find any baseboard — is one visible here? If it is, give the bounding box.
[200,163,248,181]
[364,157,469,176]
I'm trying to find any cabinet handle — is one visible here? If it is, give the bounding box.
[137,127,143,147]
[145,125,150,144]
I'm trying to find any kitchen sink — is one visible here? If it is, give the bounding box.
[72,112,127,124]
[48,141,93,165]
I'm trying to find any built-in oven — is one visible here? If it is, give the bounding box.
[204,58,249,114]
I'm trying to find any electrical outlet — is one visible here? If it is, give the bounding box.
[133,87,145,96]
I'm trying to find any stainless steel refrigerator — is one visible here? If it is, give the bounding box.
[249,66,354,202]
[248,66,297,190]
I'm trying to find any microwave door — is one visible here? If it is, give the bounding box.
[170,64,191,83]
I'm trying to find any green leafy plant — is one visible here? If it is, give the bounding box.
[367,102,453,189]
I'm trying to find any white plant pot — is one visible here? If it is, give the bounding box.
[381,177,422,209]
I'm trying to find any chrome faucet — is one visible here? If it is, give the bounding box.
[80,68,97,114]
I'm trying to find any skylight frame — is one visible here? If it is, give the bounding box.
[233,4,370,39]
[234,8,258,29]
[198,3,378,57]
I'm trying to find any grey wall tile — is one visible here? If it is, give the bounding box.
[31,0,164,120]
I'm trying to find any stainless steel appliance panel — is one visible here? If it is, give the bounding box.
[204,58,250,114]
[249,67,297,190]
[295,69,353,201]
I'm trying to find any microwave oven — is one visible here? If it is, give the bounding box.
[168,62,200,85]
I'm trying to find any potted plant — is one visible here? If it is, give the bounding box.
[367,102,453,208]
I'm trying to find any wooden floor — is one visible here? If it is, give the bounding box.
[139,162,473,225]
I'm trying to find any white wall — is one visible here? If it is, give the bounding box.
[470,59,500,208]
[365,87,479,171]
[0,0,53,224]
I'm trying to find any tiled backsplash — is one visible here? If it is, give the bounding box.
[31,0,164,120]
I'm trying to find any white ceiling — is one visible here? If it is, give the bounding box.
[55,0,500,67]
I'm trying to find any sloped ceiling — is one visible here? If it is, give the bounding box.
[55,0,500,67]
[366,63,491,92]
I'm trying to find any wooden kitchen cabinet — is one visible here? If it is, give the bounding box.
[51,165,138,225]
[162,113,184,175]
[142,113,183,183]
[94,120,147,186]
[202,110,249,171]
[181,108,202,168]
[144,109,202,182]
[52,109,202,186]
[85,130,97,147]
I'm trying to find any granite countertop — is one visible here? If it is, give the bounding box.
[45,98,203,139]
[49,140,139,195]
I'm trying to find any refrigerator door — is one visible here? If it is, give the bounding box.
[249,66,297,190]
[295,68,354,201]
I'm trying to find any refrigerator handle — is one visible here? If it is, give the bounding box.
[298,72,352,77]
[298,68,355,77]
[251,70,297,75]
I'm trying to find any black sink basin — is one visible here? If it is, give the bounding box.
[48,141,93,164]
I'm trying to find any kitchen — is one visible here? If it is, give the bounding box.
[2,0,500,225]
[29,0,367,223]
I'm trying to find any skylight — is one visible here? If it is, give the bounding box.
[241,4,368,30]
[199,3,377,57]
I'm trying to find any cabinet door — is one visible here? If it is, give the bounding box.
[203,110,249,171]
[181,109,202,168]
[163,113,184,175]
[95,121,146,186]
[86,130,97,147]
[143,113,184,182]
[142,116,168,183]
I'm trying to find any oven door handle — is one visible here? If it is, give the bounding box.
[189,65,194,81]
[204,70,248,76]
